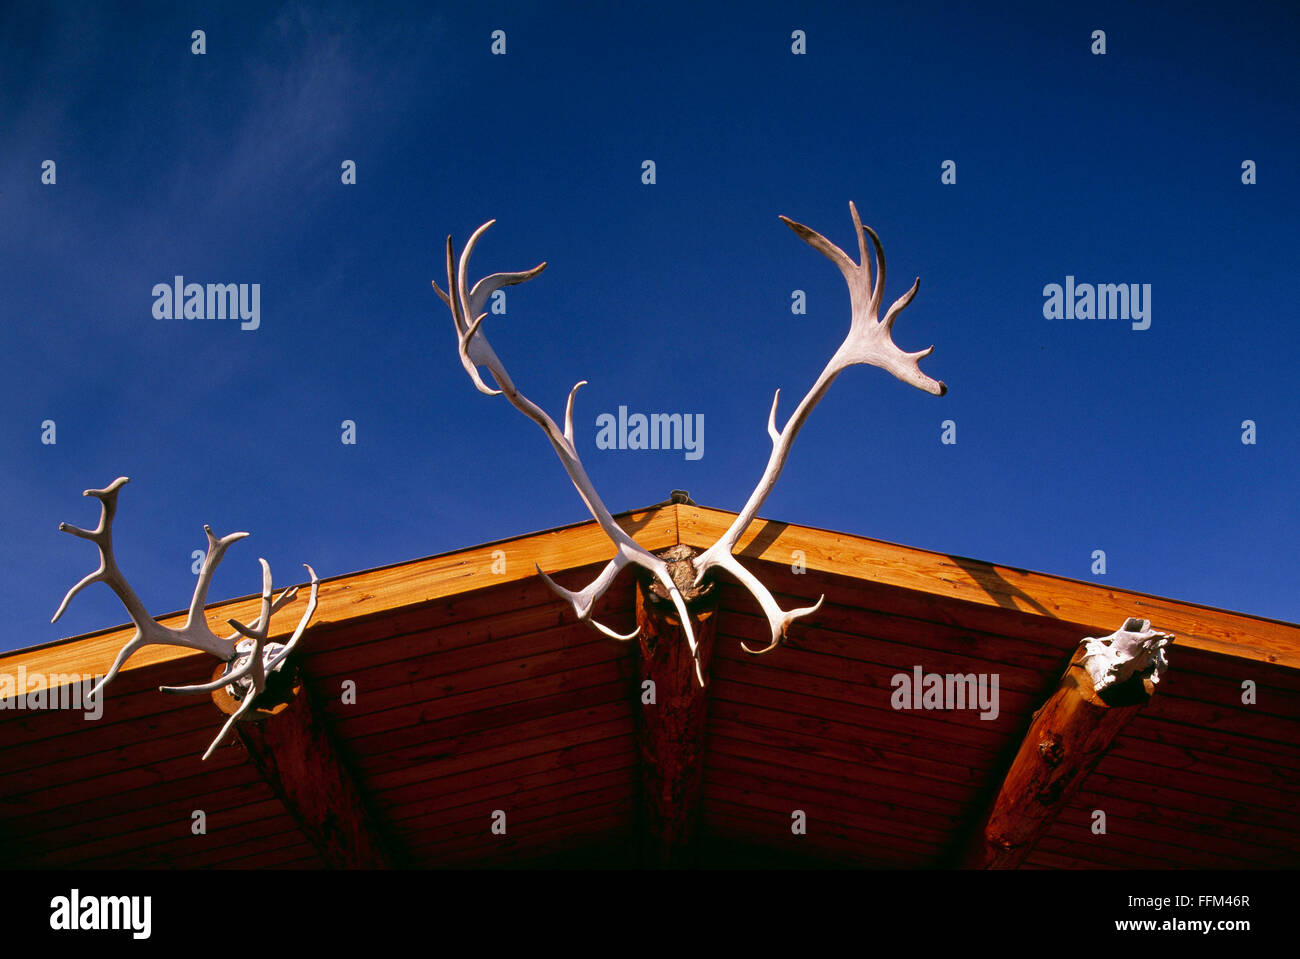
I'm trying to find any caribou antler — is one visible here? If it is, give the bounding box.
[433,203,944,684]
[433,222,706,685]
[691,202,945,653]
[52,477,320,759]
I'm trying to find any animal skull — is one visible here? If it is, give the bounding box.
[1079,617,1174,692]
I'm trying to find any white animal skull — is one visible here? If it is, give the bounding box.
[1079,617,1174,692]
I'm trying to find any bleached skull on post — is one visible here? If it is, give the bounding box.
[51,477,319,759]
[1079,618,1174,692]
[434,203,945,685]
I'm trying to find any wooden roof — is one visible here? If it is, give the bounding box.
[2,503,1297,868]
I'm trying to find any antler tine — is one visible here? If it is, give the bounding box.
[692,203,945,657]
[54,478,234,696]
[850,203,888,317]
[160,566,318,695]
[185,524,250,629]
[536,557,640,642]
[225,558,275,693]
[881,276,921,336]
[87,636,150,702]
[708,550,824,654]
[53,477,150,630]
[157,594,292,694]
[437,221,708,685]
[655,567,705,686]
[200,686,259,761]
[263,564,319,672]
[197,567,320,762]
[563,380,587,443]
[171,562,321,761]
[441,221,549,399]
[847,201,876,313]
[533,552,701,682]
[441,234,501,397]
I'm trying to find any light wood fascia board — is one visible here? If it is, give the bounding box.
[677,504,1300,670]
[3,505,679,689]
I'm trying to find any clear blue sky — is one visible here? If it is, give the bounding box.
[3,0,1296,652]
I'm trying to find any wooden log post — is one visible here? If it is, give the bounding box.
[962,618,1174,869]
[634,544,718,867]
[210,665,394,868]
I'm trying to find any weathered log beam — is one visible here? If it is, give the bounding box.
[212,668,393,868]
[634,544,717,867]
[962,618,1174,869]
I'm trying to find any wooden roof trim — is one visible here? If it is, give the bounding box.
[8,500,1298,688]
[677,504,1300,669]
[3,506,678,689]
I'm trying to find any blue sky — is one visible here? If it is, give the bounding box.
[2,0,1296,652]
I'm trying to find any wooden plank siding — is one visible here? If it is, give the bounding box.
[1,503,1296,868]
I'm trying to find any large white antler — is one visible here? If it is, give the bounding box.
[432,222,706,685]
[433,204,944,684]
[52,477,319,759]
[691,203,945,654]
